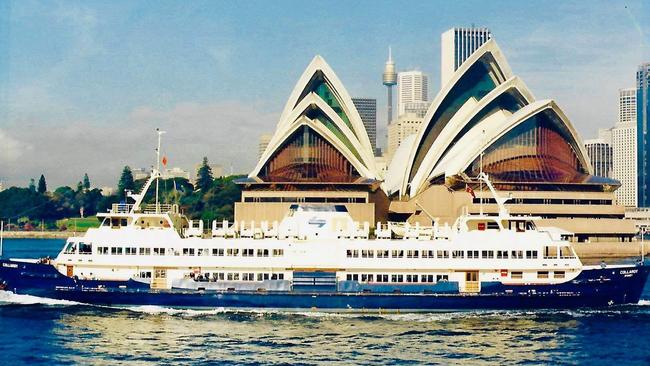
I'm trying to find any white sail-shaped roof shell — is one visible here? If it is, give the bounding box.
[430,100,593,180]
[396,39,594,198]
[383,134,418,196]
[250,55,377,180]
[399,39,514,197]
[406,76,535,196]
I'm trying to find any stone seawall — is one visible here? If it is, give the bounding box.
[1,231,72,239]
[573,242,648,260]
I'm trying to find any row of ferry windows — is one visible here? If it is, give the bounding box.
[343,272,565,283]
[191,272,286,282]
[346,249,538,259]
[96,247,284,257]
[140,271,287,282]
[345,273,449,283]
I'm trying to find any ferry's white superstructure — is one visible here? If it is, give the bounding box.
[1,166,647,310]
[53,172,587,294]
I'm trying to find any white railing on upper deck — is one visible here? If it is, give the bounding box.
[111,203,134,214]
[141,204,175,214]
[110,203,177,214]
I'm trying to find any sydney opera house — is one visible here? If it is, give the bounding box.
[236,38,636,243]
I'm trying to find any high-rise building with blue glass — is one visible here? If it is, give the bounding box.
[352,97,378,156]
[637,62,650,207]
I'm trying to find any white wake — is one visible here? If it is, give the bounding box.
[2,290,648,318]
[0,290,81,306]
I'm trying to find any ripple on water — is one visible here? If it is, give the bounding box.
[1,290,650,365]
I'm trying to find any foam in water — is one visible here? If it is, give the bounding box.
[2,290,648,319]
[0,290,81,306]
[120,305,230,317]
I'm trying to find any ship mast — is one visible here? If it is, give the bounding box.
[155,129,166,214]
[476,172,511,218]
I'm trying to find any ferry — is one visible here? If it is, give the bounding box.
[0,141,648,311]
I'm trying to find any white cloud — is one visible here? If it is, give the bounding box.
[0,129,30,163]
[2,101,279,188]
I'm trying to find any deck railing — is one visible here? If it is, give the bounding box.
[110,203,176,214]
[141,204,175,214]
[110,203,134,213]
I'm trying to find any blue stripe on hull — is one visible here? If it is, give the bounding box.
[1,260,648,310]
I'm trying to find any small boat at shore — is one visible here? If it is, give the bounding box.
[1,134,648,311]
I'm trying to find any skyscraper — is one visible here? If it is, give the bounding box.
[352,98,378,155]
[584,129,612,178]
[403,101,430,118]
[440,27,492,87]
[382,47,397,126]
[613,88,637,207]
[397,71,428,117]
[387,113,424,162]
[637,62,650,207]
[620,86,637,123]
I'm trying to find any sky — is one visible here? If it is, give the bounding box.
[1,0,649,189]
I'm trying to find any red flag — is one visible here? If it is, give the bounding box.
[162,156,168,167]
[465,184,475,198]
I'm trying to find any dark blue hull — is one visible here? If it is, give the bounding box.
[1,259,648,310]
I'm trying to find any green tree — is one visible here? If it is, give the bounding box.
[196,157,213,192]
[52,186,77,217]
[28,178,36,192]
[76,181,83,193]
[83,173,91,191]
[118,166,135,196]
[37,174,47,194]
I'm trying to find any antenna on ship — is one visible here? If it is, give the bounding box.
[155,128,166,214]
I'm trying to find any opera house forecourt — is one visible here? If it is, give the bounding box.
[236,38,637,247]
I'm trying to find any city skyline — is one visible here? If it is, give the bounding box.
[1,1,649,188]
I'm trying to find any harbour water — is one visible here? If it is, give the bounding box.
[1,239,649,365]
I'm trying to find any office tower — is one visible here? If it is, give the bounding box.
[440,27,492,87]
[258,133,272,161]
[387,113,424,161]
[613,88,637,207]
[585,132,612,178]
[352,98,378,156]
[382,47,397,125]
[638,63,650,207]
[403,101,430,118]
[397,71,428,117]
